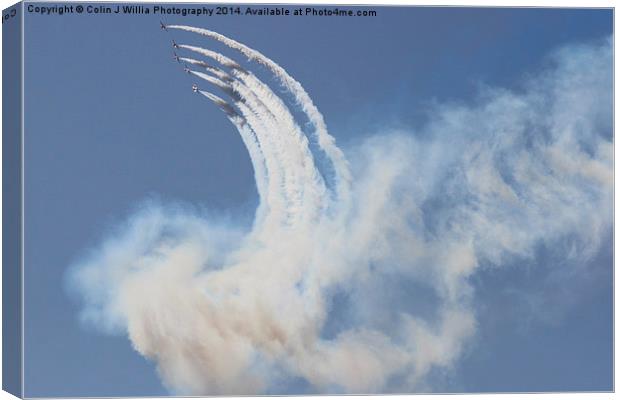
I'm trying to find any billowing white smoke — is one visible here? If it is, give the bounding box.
[68,31,612,395]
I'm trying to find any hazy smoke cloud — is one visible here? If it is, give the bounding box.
[68,32,612,395]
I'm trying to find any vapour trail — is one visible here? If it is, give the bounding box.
[188,70,236,98]
[178,44,243,70]
[167,25,352,207]
[179,43,328,221]
[180,56,234,82]
[227,74,326,223]
[228,79,308,223]
[191,67,291,225]
[230,71,328,220]
[198,90,238,116]
[185,49,327,224]
[198,89,269,218]
[189,70,304,222]
[235,98,289,225]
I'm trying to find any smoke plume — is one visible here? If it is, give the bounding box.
[68,30,612,395]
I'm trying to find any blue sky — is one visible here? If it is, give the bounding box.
[22,5,612,396]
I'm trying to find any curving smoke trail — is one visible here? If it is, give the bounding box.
[197,90,238,117]
[68,31,613,395]
[167,24,352,208]
[177,44,243,70]
[184,44,328,224]
[198,89,270,223]
[187,69,236,97]
[190,67,310,225]
[181,56,235,82]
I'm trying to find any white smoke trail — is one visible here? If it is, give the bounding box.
[187,70,234,96]
[198,90,236,115]
[234,99,290,226]
[191,67,295,227]
[69,35,612,395]
[236,96,305,227]
[197,90,268,220]
[190,66,306,223]
[183,45,328,224]
[180,56,234,83]
[168,25,352,207]
[189,70,304,222]
[231,72,328,222]
[178,44,242,70]
[228,74,326,225]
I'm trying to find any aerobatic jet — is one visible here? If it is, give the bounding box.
[192,84,199,93]
[173,52,180,63]
[160,21,167,31]
[172,40,179,49]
